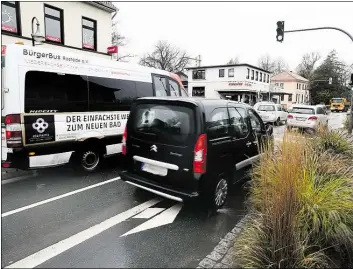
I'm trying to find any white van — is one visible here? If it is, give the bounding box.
[1,44,188,172]
[253,102,288,125]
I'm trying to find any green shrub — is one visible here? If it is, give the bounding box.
[314,129,353,158]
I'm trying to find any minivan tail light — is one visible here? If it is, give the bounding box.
[5,114,23,148]
[288,114,293,119]
[193,134,207,174]
[308,116,318,121]
[122,127,127,155]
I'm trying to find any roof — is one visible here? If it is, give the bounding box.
[87,1,117,12]
[271,71,309,83]
[186,63,270,74]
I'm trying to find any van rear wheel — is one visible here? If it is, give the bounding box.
[207,177,229,211]
[73,147,102,173]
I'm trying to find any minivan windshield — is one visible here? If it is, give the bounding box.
[133,104,195,145]
[257,105,275,111]
[291,107,315,115]
[331,98,343,103]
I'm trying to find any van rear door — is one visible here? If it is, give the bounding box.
[127,99,200,193]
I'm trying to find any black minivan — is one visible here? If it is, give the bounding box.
[119,97,273,209]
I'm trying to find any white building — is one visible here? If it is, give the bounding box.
[186,64,271,105]
[1,1,116,59]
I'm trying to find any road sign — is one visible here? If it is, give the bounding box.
[107,45,118,54]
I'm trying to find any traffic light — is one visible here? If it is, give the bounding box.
[276,21,284,42]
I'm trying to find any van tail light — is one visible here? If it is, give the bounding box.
[308,116,318,121]
[193,134,207,174]
[121,127,127,155]
[288,114,293,119]
[5,114,23,148]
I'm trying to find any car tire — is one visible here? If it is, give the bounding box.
[73,147,102,173]
[210,177,229,211]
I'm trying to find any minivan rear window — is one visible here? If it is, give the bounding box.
[258,105,275,111]
[132,104,195,145]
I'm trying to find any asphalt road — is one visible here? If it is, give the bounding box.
[1,112,346,268]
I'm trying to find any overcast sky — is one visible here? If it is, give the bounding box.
[114,1,353,71]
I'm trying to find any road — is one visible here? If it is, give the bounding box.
[1,112,346,268]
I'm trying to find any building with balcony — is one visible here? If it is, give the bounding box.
[271,71,309,108]
[1,1,116,59]
[186,64,271,105]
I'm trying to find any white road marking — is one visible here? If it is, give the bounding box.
[5,198,163,269]
[132,207,165,219]
[2,177,120,218]
[121,203,183,237]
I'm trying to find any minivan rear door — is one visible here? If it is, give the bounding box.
[127,99,200,192]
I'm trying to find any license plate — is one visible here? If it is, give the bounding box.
[296,117,306,121]
[141,163,168,176]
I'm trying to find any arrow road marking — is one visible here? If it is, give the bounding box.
[5,198,162,269]
[132,207,165,219]
[121,203,183,237]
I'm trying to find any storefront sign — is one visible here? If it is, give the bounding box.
[228,81,253,87]
[107,46,118,54]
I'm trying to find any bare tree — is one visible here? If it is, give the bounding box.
[111,20,135,62]
[139,41,190,72]
[258,55,276,73]
[227,57,240,65]
[296,52,321,79]
[273,57,289,75]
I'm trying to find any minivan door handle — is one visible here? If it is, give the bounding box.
[246,141,252,147]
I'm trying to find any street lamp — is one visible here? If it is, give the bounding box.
[31,17,45,46]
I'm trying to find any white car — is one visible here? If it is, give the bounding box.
[253,102,288,125]
[287,104,328,132]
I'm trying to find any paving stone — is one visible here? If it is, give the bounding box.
[227,246,235,254]
[206,250,224,262]
[224,232,236,242]
[221,254,234,266]
[231,227,241,234]
[213,244,229,255]
[199,258,217,268]
[213,262,228,268]
[219,239,233,248]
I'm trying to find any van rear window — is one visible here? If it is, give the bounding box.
[132,104,194,145]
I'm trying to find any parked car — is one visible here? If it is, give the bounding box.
[119,97,273,210]
[287,104,328,133]
[253,102,288,126]
[316,104,329,115]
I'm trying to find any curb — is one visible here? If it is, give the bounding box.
[1,168,37,184]
[197,214,251,268]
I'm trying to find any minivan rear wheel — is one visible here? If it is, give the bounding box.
[209,177,228,210]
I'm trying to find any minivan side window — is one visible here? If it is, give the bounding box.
[228,107,249,138]
[135,81,154,98]
[180,88,188,97]
[248,109,263,132]
[153,75,168,97]
[168,79,180,97]
[207,108,229,139]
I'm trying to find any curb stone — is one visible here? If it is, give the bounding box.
[197,214,251,268]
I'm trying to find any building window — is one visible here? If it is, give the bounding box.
[297,83,299,89]
[82,17,96,50]
[192,87,205,97]
[44,5,64,43]
[1,1,21,34]
[280,83,284,89]
[288,94,292,102]
[228,68,234,77]
[281,95,284,101]
[219,69,224,78]
[246,68,250,79]
[259,72,262,82]
[251,70,254,80]
[192,70,205,80]
[255,71,258,81]
[267,74,269,83]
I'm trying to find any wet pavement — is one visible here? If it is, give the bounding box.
[1,112,346,268]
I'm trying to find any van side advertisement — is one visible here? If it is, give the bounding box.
[24,111,129,145]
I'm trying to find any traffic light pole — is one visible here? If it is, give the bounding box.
[283,26,353,134]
